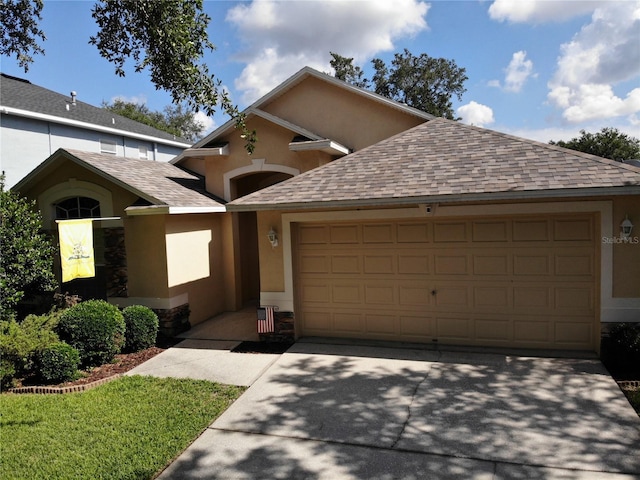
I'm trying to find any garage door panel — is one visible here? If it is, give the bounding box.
[399,284,432,306]
[399,315,433,337]
[434,255,468,275]
[363,255,395,274]
[331,255,359,274]
[472,221,508,242]
[398,254,430,274]
[364,285,395,305]
[296,215,597,351]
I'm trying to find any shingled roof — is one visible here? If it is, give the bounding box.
[228,118,640,211]
[0,73,189,146]
[14,149,225,214]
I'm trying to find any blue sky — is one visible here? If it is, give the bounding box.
[2,0,639,143]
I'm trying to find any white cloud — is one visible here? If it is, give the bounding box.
[193,111,216,136]
[110,94,148,105]
[488,0,606,23]
[226,0,430,104]
[504,51,533,93]
[457,101,495,127]
[547,1,640,123]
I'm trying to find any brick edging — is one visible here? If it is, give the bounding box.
[7,374,121,394]
[618,380,640,390]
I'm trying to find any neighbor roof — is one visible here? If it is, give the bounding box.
[0,73,190,147]
[14,149,226,215]
[227,118,640,211]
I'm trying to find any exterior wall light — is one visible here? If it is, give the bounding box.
[267,227,279,247]
[620,215,634,239]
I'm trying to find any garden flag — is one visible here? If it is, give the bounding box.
[58,219,95,282]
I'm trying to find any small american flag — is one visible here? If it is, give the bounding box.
[257,306,275,333]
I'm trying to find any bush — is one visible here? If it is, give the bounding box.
[122,305,159,352]
[602,322,640,374]
[0,313,60,389]
[36,342,80,384]
[57,300,125,367]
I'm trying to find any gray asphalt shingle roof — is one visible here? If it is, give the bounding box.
[0,73,190,144]
[18,149,225,211]
[228,117,640,210]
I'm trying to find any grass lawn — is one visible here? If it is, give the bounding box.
[0,376,245,479]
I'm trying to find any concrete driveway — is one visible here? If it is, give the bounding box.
[157,341,640,480]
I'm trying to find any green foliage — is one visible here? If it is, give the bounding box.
[36,341,80,384]
[0,376,245,479]
[602,322,640,374]
[330,49,468,119]
[122,305,159,352]
[0,313,60,388]
[2,0,256,152]
[0,177,58,318]
[0,0,46,71]
[549,128,640,161]
[57,300,125,367]
[103,99,205,142]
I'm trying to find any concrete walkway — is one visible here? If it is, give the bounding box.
[152,341,640,480]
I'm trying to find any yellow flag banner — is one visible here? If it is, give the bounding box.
[58,219,95,282]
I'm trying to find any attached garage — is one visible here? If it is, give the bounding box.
[294,215,598,350]
[228,118,640,353]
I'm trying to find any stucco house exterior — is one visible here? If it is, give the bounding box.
[12,67,640,352]
[14,67,433,335]
[1,73,190,188]
[227,117,640,353]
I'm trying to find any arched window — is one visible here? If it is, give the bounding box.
[55,197,101,219]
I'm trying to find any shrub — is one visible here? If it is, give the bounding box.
[0,314,60,388]
[603,322,640,373]
[57,300,125,367]
[122,305,159,352]
[36,342,80,384]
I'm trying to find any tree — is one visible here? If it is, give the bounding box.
[549,128,640,162]
[330,49,468,119]
[0,177,57,319]
[330,52,369,89]
[0,0,256,152]
[0,0,45,72]
[103,99,205,142]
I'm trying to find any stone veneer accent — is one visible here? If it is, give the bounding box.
[154,304,191,337]
[259,311,295,342]
[104,227,128,298]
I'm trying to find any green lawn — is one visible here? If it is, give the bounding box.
[0,376,245,479]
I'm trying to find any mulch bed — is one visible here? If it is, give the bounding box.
[231,341,293,354]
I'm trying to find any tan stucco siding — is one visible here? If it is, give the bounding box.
[204,117,331,200]
[261,76,426,151]
[612,196,640,298]
[257,211,285,292]
[164,214,226,325]
[124,214,169,298]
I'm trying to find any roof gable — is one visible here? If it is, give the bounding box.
[228,118,640,211]
[14,149,225,214]
[189,67,434,150]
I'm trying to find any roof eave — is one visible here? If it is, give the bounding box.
[226,185,640,212]
[1,106,191,148]
[288,139,350,156]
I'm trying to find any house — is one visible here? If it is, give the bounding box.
[0,73,191,188]
[226,117,640,353]
[13,67,433,335]
[13,66,639,352]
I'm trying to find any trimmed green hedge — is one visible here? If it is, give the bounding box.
[36,342,80,384]
[122,305,159,352]
[57,300,125,367]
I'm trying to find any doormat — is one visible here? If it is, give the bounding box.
[231,341,293,354]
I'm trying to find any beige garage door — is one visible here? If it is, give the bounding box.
[294,215,598,350]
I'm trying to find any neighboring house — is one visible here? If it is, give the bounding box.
[227,117,640,353]
[1,73,190,188]
[14,67,433,335]
[14,66,639,352]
